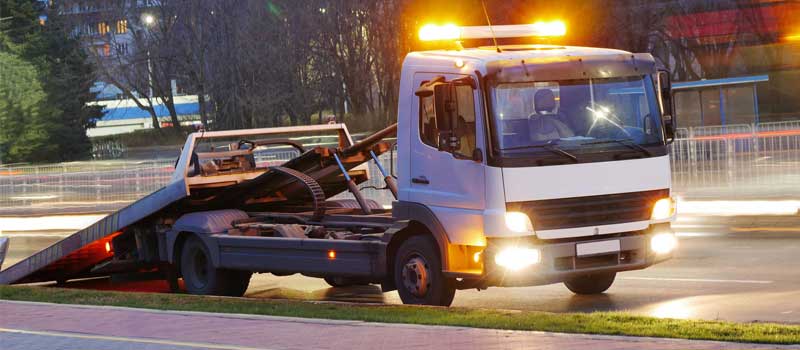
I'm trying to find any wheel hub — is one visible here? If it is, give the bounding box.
[401,255,430,297]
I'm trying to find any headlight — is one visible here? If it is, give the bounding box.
[505,212,534,233]
[651,197,676,220]
[650,233,677,254]
[494,247,541,271]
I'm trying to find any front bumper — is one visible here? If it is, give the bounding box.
[476,229,673,288]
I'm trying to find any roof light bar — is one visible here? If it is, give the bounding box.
[419,21,566,42]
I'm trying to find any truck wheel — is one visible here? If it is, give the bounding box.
[564,272,616,295]
[180,236,251,297]
[393,235,455,306]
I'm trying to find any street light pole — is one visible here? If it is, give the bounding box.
[147,49,153,98]
[143,14,155,98]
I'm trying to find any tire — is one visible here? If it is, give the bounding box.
[180,236,252,297]
[564,272,616,295]
[393,235,455,306]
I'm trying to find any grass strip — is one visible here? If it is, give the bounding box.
[1,285,798,345]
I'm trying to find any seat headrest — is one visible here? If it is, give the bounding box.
[534,89,557,114]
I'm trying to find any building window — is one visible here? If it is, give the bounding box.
[116,42,129,55]
[116,19,127,34]
[98,22,110,35]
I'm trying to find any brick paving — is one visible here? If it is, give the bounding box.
[0,300,797,350]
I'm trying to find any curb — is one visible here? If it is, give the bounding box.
[1,299,798,349]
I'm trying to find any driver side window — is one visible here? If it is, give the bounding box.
[420,95,438,148]
[418,84,477,158]
[453,85,477,157]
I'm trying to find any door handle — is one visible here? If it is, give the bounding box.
[411,176,430,185]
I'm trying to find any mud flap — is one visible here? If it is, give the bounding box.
[0,236,8,270]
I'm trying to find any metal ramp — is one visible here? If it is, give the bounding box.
[0,184,186,285]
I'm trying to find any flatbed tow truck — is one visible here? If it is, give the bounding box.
[0,23,678,306]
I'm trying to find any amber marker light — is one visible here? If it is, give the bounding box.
[328,250,337,260]
[419,23,460,41]
[531,20,567,37]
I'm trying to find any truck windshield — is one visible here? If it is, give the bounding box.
[489,75,665,164]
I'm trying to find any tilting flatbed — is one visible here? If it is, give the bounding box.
[0,124,397,287]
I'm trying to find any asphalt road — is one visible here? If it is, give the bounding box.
[2,216,799,324]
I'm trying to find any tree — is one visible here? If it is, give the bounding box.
[0,0,101,163]
[81,0,186,133]
[0,51,59,163]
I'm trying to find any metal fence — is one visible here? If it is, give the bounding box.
[670,121,800,199]
[0,160,174,215]
[0,153,398,215]
[2,121,799,215]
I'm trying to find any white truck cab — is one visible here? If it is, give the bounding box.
[392,24,677,295]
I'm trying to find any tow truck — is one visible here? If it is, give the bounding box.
[0,23,678,306]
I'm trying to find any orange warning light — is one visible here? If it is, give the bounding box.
[327,250,336,260]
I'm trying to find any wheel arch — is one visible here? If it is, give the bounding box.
[389,202,453,267]
[166,209,248,266]
[383,202,453,291]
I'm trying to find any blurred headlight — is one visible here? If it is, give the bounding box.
[651,197,676,220]
[650,233,677,254]
[505,212,534,233]
[494,247,541,271]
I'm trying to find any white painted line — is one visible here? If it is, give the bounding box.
[0,214,106,232]
[0,233,72,238]
[620,277,773,284]
[675,232,725,238]
[0,328,273,350]
[677,200,800,216]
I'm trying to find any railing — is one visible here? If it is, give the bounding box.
[0,160,174,215]
[2,121,799,215]
[0,153,397,216]
[670,121,800,200]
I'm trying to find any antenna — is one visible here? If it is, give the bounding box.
[480,0,501,53]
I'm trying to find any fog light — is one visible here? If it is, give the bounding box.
[651,233,677,254]
[651,197,676,220]
[505,212,534,233]
[494,247,540,271]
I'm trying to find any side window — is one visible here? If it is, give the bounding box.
[453,85,476,157]
[417,82,478,159]
[420,95,437,148]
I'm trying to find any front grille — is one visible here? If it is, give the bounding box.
[554,250,638,271]
[507,189,669,231]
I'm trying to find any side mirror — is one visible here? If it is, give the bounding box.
[415,75,446,97]
[433,83,459,152]
[657,70,676,143]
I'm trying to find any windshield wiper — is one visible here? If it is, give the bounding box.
[503,143,578,163]
[582,139,653,157]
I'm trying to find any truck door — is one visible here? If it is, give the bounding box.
[408,73,486,213]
